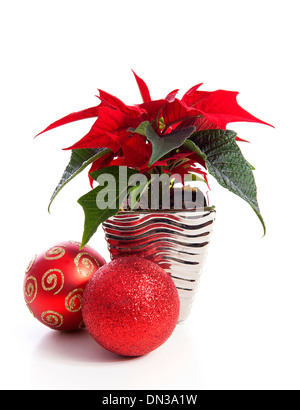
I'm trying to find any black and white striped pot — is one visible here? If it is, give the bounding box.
[102,208,216,322]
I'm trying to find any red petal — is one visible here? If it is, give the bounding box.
[183,88,273,129]
[161,99,201,129]
[184,152,207,169]
[183,163,210,188]
[138,93,180,126]
[202,90,272,128]
[121,134,152,168]
[162,167,184,183]
[187,164,207,174]
[235,136,250,143]
[66,129,128,153]
[132,70,151,103]
[138,159,169,172]
[138,99,169,120]
[182,83,203,99]
[165,89,179,102]
[167,151,196,162]
[163,162,208,185]
[88,151,115,187]
[98,89,143,116]
[64,106,140,151]
[36,105,99,137]
[192,116,221,131]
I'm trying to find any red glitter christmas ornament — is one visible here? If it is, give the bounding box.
[24,241,106,331]
[82,256,180,356]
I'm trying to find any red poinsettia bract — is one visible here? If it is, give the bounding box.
[37,70,272,184]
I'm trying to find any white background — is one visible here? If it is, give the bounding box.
[0,0,299,390]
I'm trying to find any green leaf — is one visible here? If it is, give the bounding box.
[134,121,196,166]
[129,178,151,210]
[48,147,111,212]
[190,129,266,235]
[77,166,140,247]
[182,139,206,160]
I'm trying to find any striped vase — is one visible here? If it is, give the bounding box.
[102,208,216,322]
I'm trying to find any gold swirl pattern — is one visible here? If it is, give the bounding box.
[74,252,100,276]
[65,288,83,312]
[24,276,38,303]
[41,310,63,328]
[44,245,66,260]
[68,240,81,247]
[25,254,37,274]
[42,269,64,295]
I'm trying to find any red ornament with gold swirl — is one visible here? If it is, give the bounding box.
[24,241,106,331]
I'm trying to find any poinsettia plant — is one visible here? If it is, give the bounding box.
[37,70,272,247]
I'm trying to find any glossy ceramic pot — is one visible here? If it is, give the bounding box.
[102,208,216,322]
